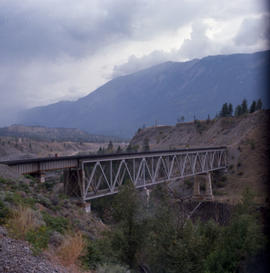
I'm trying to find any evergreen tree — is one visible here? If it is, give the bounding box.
[256,99,263,110]
[228,103,233,116]
[116,145,122,154]
[97,147,104,154]
[111,184,144,268]
[241,99,248,114]
[207,114,211,124]
[249,100,256,113]
[219,103,229,117]
[234,105,242,116]
[107,141,114,152]
[126,144,133,153]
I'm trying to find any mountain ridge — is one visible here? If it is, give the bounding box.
[19,50,269,137]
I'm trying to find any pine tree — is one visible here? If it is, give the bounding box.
[249,100,256,113]
[97,147,104,154]
[234,105,242,116]
[228,103,233,116]
[126,144,133,153]
[116,145,122,154]
[207,114,211,124]
[219,102,232,117]
[256,99,263,110]
[107,141,113,152]
[241,99,248,114]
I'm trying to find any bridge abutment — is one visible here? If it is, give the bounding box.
[192,172,213,201]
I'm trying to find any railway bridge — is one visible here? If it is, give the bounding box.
[1,147,227,210]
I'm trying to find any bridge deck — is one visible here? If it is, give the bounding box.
[0,147,227,175]
[0,147,227,201]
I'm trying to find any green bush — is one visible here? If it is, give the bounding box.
[0,200,10,224]
[4,192,36,207]
[17,183,30,193]
[0,177,8,184]
[96,263,129,273]
[42,212,68,234]
[42,180,55,191]
[26,225,51,254]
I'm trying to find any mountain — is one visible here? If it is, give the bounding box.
[19,50,269,138]
[0,125,124,142]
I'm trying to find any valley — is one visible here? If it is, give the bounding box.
[0,125,127,161]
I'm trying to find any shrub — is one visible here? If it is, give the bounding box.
[56,232,85,266]
[7,206,41,239]
[0,200,10,224]
[42,212,68,234]
[4,192,35,207]
[194,120,206,134]
[17,182,30,193]
[96,263,129,273]
[0,177,8,184]
[26,226,50,254]
[81,238,113,269]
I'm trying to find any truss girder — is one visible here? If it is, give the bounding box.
[81,148,227,200]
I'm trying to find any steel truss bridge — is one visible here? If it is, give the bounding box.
[1,147,227,202]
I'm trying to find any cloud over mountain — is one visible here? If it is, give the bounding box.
[0,0,269,126]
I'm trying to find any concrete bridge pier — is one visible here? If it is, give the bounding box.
[192,172,213,201]
[63,168,82,197]
[84,202,91,213]
[193,176,201,199]
[38,173,46,183]
[31,172,46,183]
[144,187,151,207]
[204,172,213,201]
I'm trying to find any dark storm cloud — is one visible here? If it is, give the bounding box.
[0,0,269,126]
[0,0,238,63]
[0,0,140,62]
[234,14,270,46]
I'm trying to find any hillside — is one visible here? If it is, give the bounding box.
[130,110,270,204]
[19,50,269,138]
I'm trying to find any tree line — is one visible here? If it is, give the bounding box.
[219,98,263,118]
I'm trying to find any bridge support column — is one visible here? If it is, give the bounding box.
[204,172,213,201]
[84,202,91,213]
[144,187,150,207]
[39,172,46,183]
[32,172,46,183]
[192,176,201,199]
[63,169,82,197]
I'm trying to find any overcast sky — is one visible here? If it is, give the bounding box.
[0,0,269,125]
